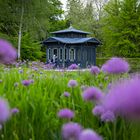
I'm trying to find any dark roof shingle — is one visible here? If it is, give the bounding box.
[51,26,90,34]
[43,37,101,45]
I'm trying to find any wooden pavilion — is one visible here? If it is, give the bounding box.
[42,26,101,68]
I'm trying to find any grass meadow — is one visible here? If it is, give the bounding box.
[0,66,139,140]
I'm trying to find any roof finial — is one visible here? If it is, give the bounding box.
[69,22,73,29]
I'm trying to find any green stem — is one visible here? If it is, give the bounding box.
[114,121,116,140]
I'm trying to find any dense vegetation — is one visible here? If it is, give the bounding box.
[0,64,139,140]
[0,0,140,60]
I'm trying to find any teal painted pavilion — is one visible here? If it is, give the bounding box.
[43,26,101,67]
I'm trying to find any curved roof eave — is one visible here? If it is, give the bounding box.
[43,37,101,45]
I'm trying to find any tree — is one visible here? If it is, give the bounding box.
[101,0,140,57]
[66,0,97,34]
[0,0,65,61]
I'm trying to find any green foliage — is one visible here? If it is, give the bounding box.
[20,33,43,60]
[66,0,97,36]
[101,0,140,57]
[0,0,66,60]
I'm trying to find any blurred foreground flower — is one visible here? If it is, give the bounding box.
[22,80,33,86]
[68,80,78,88]
[101,110,115,122]
[90,66,100,75]
[92,105,105,117]
[63,92,70,97]
[11,108,19,115]
[101,57,129,74]
[0,98,10,123]
[0,39,17,64]
[82,87,103,103]
[62,122,82,140]
[79,129,103,140]
[102,76,140,120]
[57,108,75,119]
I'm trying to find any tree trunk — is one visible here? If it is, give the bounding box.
[17,3,24,60]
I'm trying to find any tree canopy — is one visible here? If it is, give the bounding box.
[0,0,140,60]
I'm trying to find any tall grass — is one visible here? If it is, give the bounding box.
[0,67,135,140]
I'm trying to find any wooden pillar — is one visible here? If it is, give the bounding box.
[80,45,83,67]
[93,47,96,66]
[63,44,66,68]
[75,48,77,63]
[67,47,69,61]
[46,48,48,63]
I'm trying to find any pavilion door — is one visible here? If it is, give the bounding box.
[53,48,58,57]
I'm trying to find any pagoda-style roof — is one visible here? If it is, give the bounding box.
[51,26,90,34]
[43,37,101,45]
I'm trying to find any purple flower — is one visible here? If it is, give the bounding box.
[63,92,70,97]
[101,57,129,74]
[18,69,23,73]
[92,105,105,116]
[44,63,55,69]
[22,80,32,86]
[68,80,78,88]
[102,76,140,120]
[57,108,75,119]
[0,39,17,64]
[79,129,103,140]
[82,87,103,102]
[29,79,34,83]
[68,64,79,70]
[0,80,2,83]
[33,67,38,71]
[90,66,100,75]
[0,98,10,123]
[101,111,115,122]
[62,122,82,140]
[11,108,19,115]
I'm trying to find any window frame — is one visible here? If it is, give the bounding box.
[69,48,75,61]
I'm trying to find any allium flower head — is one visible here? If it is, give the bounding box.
[68,80,78,88]
[101,57,129,74]
[62,122,82,140]
[11,108,19,115]
[0,98,10,123]
[101,111,115,122]
[57,108,75,119]
[0,39,17,64]
[22,80,32,86]
[45,63,55,69]
[102,76,140,120]
[90,66,100,75]
[63,92,70,97]
[92,105,105,116]
[33,67,38,71]
[18,69,23,74]
[82,87,103,102]
[68,64,79,70]
[79,129,103,140]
